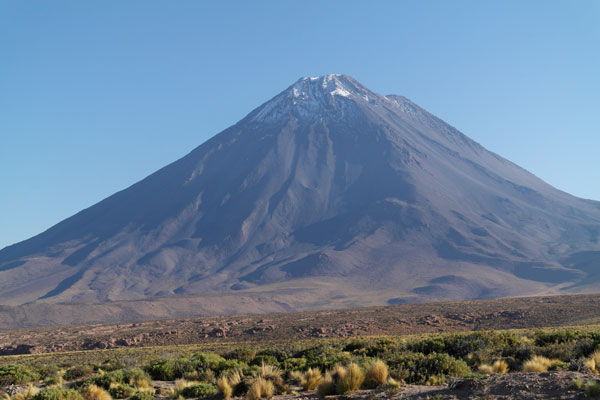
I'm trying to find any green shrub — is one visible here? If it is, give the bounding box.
[344,340,368,353]
[108,384,135,399]
[180,383,218,398]
[129,392,154,400]
[250,356,279,368]
[534,330,580,346]
[282,358,306,371]
[294,345,350,370]
[387,352,470,384]
[0,364,40,385]
[223,347,256,363]
[32,388,82,400]
[64,365,95,381]
[585,380,600,398]
[145,358,197,380]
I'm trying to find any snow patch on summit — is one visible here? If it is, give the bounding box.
[251,74,370,123]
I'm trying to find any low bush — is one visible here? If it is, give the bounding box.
[223,347,256,363]
[387,352,470,384]
[32,388,82,400]
[128,393,153,400]
[585,380,600,398]
[180,383,217,399]
[0,365,40,386]
[107,384,135,399]
[64,366,95,381]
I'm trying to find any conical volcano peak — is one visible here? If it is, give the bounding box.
[250,74,376,123]
[294,74,369,99]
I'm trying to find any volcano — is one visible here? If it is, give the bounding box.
[2,74,600,311]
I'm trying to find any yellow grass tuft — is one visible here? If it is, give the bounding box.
[259,363,281,379]
[523,355,553,372]
[301,368,323,391]
[217,376,233,399]
[225,369,244,386]
[335,363,364,394]
[82,384,112,400]
[363,360,388,388]
[174,379,195,393]
[480,360,509,375]
[387,377,402,388]
[492,360,509,374]
[247,377,274,400]
[587,351,600,374]
[1,393,11,400]
[478,364,494,375]
[316,372,336,397]
[14,385,36,400]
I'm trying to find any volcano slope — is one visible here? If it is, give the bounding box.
[1,74,599,321]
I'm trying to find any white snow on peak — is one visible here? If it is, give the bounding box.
[251,74,372,123]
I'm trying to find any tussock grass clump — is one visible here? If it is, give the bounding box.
[479,360,509,375]
[573,378,584,389]
[387,377,402,388]
[217,376,233,399]
[585,380,600,398]
[363,360,388,389]
[247,378,274,400]
[316,372,336,397]
[335,363,364,394]
[478,364,494,375]
[1,392,11,400]
[491,360,509,374]
[301,368,323,391]
[586,351,600,374]
[13,385,37,400]
[257,363,285,392]
[81,385,112,400]
[523,356,553,372]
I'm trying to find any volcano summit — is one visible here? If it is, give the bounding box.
[2,74,600,313]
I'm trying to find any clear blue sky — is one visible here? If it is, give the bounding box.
[1,1,599,250]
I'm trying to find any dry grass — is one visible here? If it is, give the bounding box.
[523,355,553,372]
[217,376,233,399]
[317,372,336,397]
[225,369,244,386]
[336,363,364,394]
[478,364,494,375]
[586,351,600,374]
[163,378,198,398]
[13,385,36,400]
[301,368,323,391]
[492,360,509,374]
[363,360,388,388]
[479,360,509,375]
[82,384,112,400]
[247,378,275,400]
[387,377,402,388]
